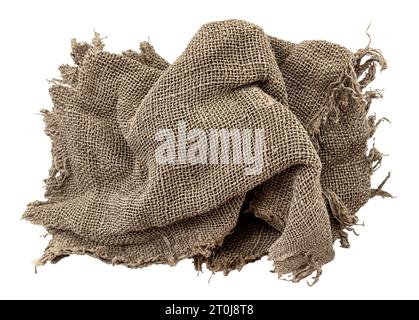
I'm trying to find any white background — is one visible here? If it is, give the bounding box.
[0,0,417,300]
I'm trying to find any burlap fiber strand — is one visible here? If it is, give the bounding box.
[23,20,391,285]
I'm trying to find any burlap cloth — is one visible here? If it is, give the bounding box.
[23,20,390,284]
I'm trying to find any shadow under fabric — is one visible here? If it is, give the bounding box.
[23,20,390,284]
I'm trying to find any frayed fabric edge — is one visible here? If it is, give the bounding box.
[193,253,265,276]
[40,109,69,201]
[270,247,334,286]
[38,33,106,203]
[33,233,226,274]
[322,189,363,249]
[287,39,392,285]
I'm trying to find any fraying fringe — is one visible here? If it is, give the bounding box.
[367,114,390,138]
[323,189,361,248]
[48,65,79,87]
[41,109,69,199]
[40,33,107,198]
[367,145,384,173]
[275,251,324,286]
[58,65,79,87]
[34,237,219,272]
[71,31,105,66]
[193,255,204,273]
[308,36,387,150]
[91,31,106,51]
[367,141,393,198]
[354,45,387,90]
[309,33,392,239]
[122,42,170,70]
[48,32,105,87]
[306,63,362,148]
[355,42,388,187]
[70,39,90,66]
[365,89,384,112]
[337,230,351,248]
[370,172,393,198]
[323,189,359,228]
[140,42,170,69]
[193,251,264,276]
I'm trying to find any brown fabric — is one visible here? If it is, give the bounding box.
[23,20,390,284]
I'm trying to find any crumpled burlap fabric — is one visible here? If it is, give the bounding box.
[24,20,390,284]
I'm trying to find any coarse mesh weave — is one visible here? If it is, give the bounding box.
[23,20,390,284]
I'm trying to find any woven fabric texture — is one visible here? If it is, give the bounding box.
[24,20,390,284]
